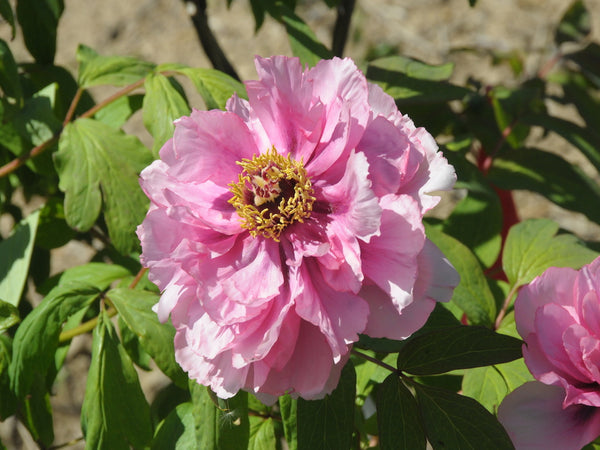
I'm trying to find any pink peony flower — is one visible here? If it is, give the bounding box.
[137,56,458,402]
[498,257,600,449]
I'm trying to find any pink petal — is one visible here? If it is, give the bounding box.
[498,381,600,450]
[413,238,460,303]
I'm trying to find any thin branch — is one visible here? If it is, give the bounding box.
[331,0,355,57]
[351,348,398,374]
[494,282,520,330]
[0,136,59,178]
[183,0,240,81]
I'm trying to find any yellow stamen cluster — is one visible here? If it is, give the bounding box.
[229,147,315,241]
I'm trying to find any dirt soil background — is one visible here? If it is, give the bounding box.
[2,0,600,448]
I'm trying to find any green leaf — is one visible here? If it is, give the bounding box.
[94,94,144,129]
[15,0,63,64]
[279,395,298,450]
[414,382,514,449]
[565,43,600,88]
[249,417,277,450]
[35,197,76,250]
[118,315,152,370]
[489,147,600,225]
[0,0,15,39]
[0,334,16,419]
[0,210,39,307]
[0,300,19,332]
[555,0,590,45]
[462,366,507,414]
[268,3,332,67]
[442,190,502,268]
[57,262,131,290]
[152,402,197,450]
[297,361,355,450]
[377,374,426,450]
[396,326,523,375]
[502,219,598,288]
[14,83,62,146]
[489,86,537,149]
[9,282,101,398]
[109,288,187,388]
[176,67,246,110]
[21,373,54,446]
[81,310,153,450]
[143,72,190,155]
[367,57,471,105]
[0,39,22,103]
[425,226,496,326]
[55,118,153,254]
[367,55,455,81]
[76,44,155,88]
[189,382,250,450]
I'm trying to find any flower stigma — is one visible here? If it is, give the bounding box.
[229,147,315,241]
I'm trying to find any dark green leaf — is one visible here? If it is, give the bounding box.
[396,326,523,375]
[0,334,16,419]
[119,315,152,370]
[468,0,477,6]
[564,42,600,88]
[143,72,190,155]
[76,44,155,88]
[0,0,15,39]
[152,402,197,450]
[0,39,22,102]
[377,374,426,450]
[249,417,277,450]
[502,219,598,288]
[81,310,153,449]
[443,190,502,268]
[94,94,144,129]
[0,210,39,306]
[414,382,514,449]
[55,118,153,254]
[21,373,54,446]
[489,148,600,225]
[555,0,590,45]
[0,300,19,332]
[489,86,537,149]
[189,382,250,450]
[9,282,100,398]
[109,288,187,388]
[35,197,76,250]
[425,226,496,326]
[150,383,190,428]
[16,0,63,64]
[297,361,355,450]
[268,3,332,67]
[279,395,297,450]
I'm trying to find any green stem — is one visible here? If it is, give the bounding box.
[494,282,520,330]
[351,348,398,374]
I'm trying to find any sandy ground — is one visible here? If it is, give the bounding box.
[2,0,600,448]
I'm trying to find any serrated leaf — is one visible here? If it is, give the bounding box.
[0,0,15,39]
[0,210,39,307]
[76,44,155,88]
[16,0,63,64]
[189,382,250,450]
[249,417,277,450]
[414,383,514,449]
[0,300,19,332]
[425,226,496,326]
[279,394,297,450]
[396,326,523,375]
[0,38,22,102]
[377,374,426,450]
[81,310,153,450]
[269,3,332,67]
[143,72,190,155]
[503,219,598,288]
[297,361,355,450]
[109,288,187,388]
[9,282,101,398]
[555,0,590,45]
[94,94,143,129]
[489,147,600,225]
[55,118,153,254]
[443,190,502,268]
[176,67,246,110]
[152,402,197,450]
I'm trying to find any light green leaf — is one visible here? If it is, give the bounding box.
[77,44,155,88]
[109,288,187,388]
[14,83,62,146]
[55,118,153,254]
[81,310,153,450]
[0,210,39,307]
[177,67,246,110]
[367,55,455,81]
[57,262,130,289]
[503,219,598,288]
[425,226,496,326]
[377,374,426,450]
[0,300,19,332]
[143,72,190,155]
[279,395,298,450]
[248,417,277,450]
[151,402,197,450]
[94,94,143,129]
[297,361,355,450]
[16,0,63,64]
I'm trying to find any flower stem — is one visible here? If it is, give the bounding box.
[351,348,398,374]
[494,282,520,330]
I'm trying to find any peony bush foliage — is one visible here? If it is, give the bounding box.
[1,0,600,449]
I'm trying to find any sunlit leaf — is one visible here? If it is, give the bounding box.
[94,94,143,129]
[177,67,246,110]
[249,417,277,450]
[280,394,298,450]
[0,300,19,332]
[151,402,197,450]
